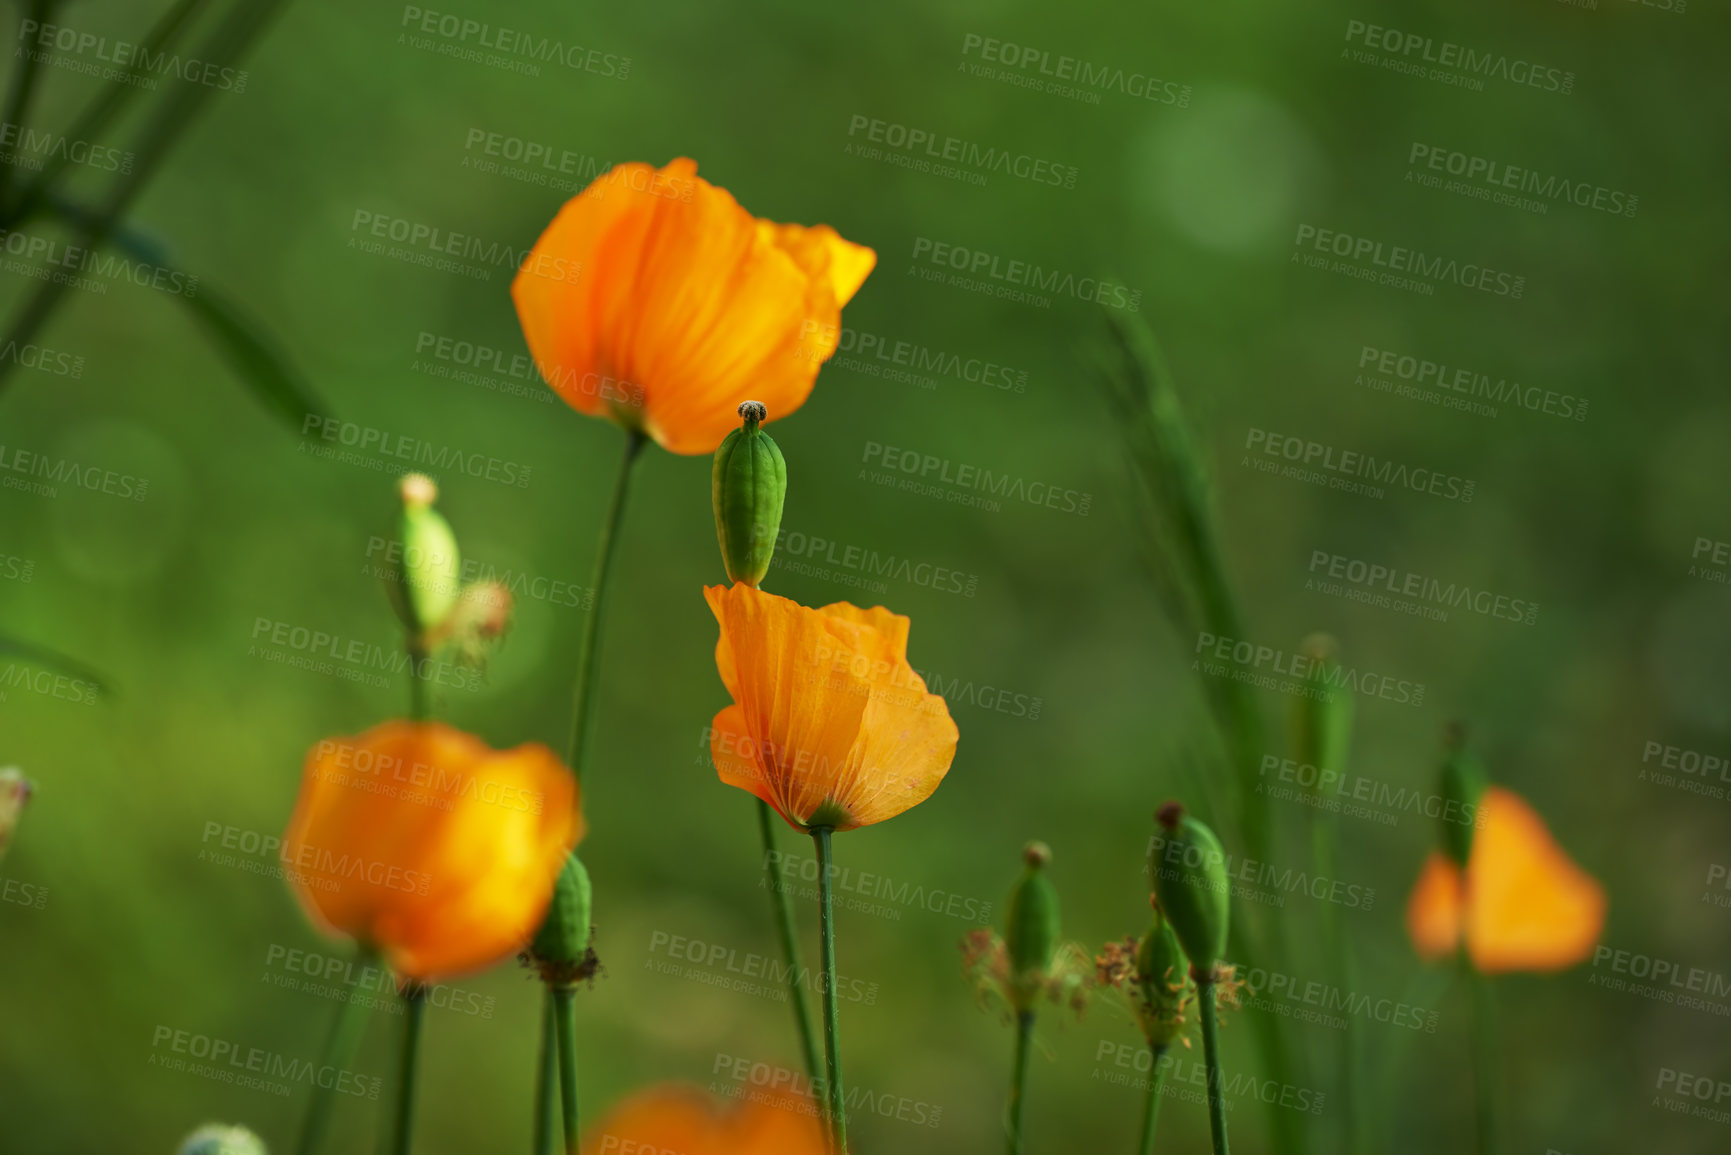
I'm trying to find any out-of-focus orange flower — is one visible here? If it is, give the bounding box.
[704,583,958,832]
[580,1084,826,1155]
[282,721,580,980]
[511,157,876,456]
[1406,786,1605,973]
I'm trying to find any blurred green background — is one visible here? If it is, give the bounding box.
[1,0,1727,1151]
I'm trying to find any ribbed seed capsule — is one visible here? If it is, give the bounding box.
[178,1124,267,1155]
[1150,802,1230,976]
[396,473,461,634]
[711,401,787,587]
[531,852,593,971]
[1005,841,1059,1012]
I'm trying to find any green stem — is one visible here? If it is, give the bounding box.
[407,642,429,721]
[564,429,645,779]
[532,991,556,1155]
[5,0,211,226]
[1311,823,1360,1155]
[1462,951,1498,1155]
[1197,979,1230,1155]
[1137,1044,1169,1155]
[295,948,377,1155]
[812,826,846,1153]
[1006,1010,1033,1155]
[388,985,426,1155]
[758,799,823,1086]
[553,985,580,1154]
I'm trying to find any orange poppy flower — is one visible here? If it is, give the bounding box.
[704,583,958,832]
[581,1084,826,1155]
[282,721,580,980]
[1406,786,1606,973]
[511,157,876,456]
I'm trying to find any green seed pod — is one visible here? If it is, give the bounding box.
[1294,633,1353,777]
[1150,802,1230,976]
[531,852,593,968]
[1134,908,1191,1047]
[1437,723,1488,867]
[395,473,461,634]
[178,1124,267,1155]
[711,401,787,587]
[1004,842,1059,1011]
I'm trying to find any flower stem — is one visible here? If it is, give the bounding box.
[532,991,556,1155]
[1461,951,1498,1155]
[1197,978,1231,1155]
[553,985,581,1154]
[407,641,429,722]
[758,799,822,1086]
[812,826,847,1153]
[1311,822,1361,1155]
[295,948,377,1155]
[564,429,645,779]
[388,984,427,1155]
[1137,1044,1169,1155]
[1006,1009,1034,1155]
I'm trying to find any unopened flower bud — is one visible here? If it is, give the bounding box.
[1150,802,1230,977]
[711,401,787,587]
[529,852,597,987]
[178,1124,266,1155]
[1437,722,1488,867]
[0,767,30,862]
[1005,841,1059,1012]
[393,473,461,636]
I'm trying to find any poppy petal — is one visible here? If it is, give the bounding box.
[1464,787,1606,973]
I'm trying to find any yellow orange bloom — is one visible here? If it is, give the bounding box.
[704,583,958,832]
[282,721,580,980]
[581,1085,826,1155]
[1406,786,1605,973]
[511,157,876,455]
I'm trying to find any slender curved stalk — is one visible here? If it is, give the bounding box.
[1006,1010,1033,1155]
[1197,980,1231,1155]
[0,0,58,212]
[6,0,212,225]
[532,993,556,1155]
[0,0,290,402]
[296,948,378,1155]
[564,429,645,780]
[1138,1044,1170,1155]
[553,986,581,1153]
[388,985,427,1155]
[812,827,846,1153]
[1462,951,1498,1155]
[526,429,643,1146]
[758,798,822,1085]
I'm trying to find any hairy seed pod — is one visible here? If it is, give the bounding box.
[1005,841,1059,1012]
[178,1124,267,1155]
[1135,907,1192,1047]
[1150,802,1230,976]
[531,852,593,970]
[395,473,461,634]
[711,401,787,587]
